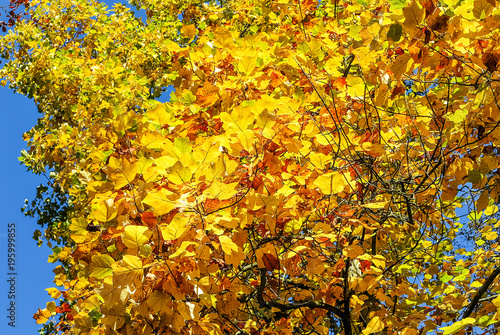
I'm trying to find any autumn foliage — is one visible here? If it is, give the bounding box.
[3,0,500,334]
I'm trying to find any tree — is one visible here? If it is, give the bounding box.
[2,0,500,334]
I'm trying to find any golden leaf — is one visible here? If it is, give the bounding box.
[142,188,177,216]
[313,171,349,195]
[403,1,425,29]
[181,24,197,39]
[219,235,239,255]
[112,255,144,287]
[440,318,475,335]
[122,225,152,249]
[93,198,118,222]
[160,213,190,240]
[90,254,114,279]
[362,316,384,335]
[391,53,413,80]
[344,244,364,259]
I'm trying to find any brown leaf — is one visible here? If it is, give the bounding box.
[403,1,425,29]
[429,15,449,33]
[422,0,436,17]
[482,52,500,72]
[262,253,280,271]
[390,85,406,99]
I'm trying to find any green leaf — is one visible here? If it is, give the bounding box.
[388,0,408,10]
[181,90,197,105]
[467,169,483,185]
[387,24,403,42]
[440,273,453,283]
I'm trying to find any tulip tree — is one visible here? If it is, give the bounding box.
[3,0,500,334]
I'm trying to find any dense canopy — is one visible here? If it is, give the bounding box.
[3,0,500,334]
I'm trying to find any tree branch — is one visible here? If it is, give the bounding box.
[462,267,500,318]
[256,268,345,320]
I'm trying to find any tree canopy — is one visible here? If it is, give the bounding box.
[3,0,500,334]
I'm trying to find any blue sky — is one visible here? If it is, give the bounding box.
[0,85,54,334]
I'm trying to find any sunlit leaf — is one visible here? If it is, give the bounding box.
[440,318,476,335]
[122,225,152,249]
[90,254,114,279]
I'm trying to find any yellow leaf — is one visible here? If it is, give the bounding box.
[142,188,177,216]
[362,316,384,335]
[69,217,91,242]
[484,230,498,241]
[313,171,349,195]
[69,217,88,234]
[80,294,102,311]
[137,156,154,175]
[219,235,239,255]
[476,190,490,212]
[479,156,498,173]
[178,301,201,321]
[112,255,144,287]
[181,24,197,39]
[236,128,255,152]
[344,244,364,259]
[214,28,234,49]
[203,181,238,200]
[362,201,389,209]
[46,301,57,313]
[139,132,166,150]
[45,287,62,299]
[440,318,475,335]
[174,137,193,166]
[473,0,494,20]
[470,281,483,288]
[361,142,386,157]
[171,312,185,333]
[168,161,192,185]
[169,241,198,258]
[73,311,93,331]
[323,55,344,76]
[358,254,386,269]
[112,159,137,189]
[347,76,365,98]
[219,107,256,152]
[122,225,152,249]
[154,155,177,170]
[160,213,190,240]
[484,204,498,216]
[219,107,255,134]
[238,55,257,75]
[309,153,333,169]
[34,308,51,324]
[93,198,118,222]
[95,277,123,307]
[147,103,171,128]
[100,306,125,329]
[147,290,169,314]
[492,295,500,307]
[90,254,114,279]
